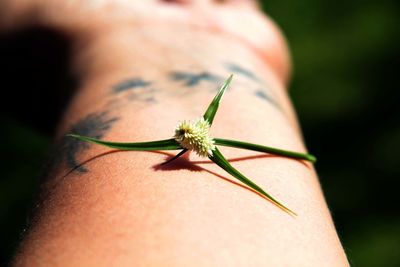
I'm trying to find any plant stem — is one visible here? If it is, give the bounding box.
[213,138,316,163]
[67,134,182,150]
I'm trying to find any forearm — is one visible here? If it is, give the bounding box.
[14,25,348,267]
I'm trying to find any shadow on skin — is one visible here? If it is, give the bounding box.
[52,149,309,207]
[153,152,264,198]
[152,151,308,206]
[192,154,310,168]
[64,149,309,177]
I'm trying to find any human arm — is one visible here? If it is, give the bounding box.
[4,1,349,266]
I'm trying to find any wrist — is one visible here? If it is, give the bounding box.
[71,22,289,88]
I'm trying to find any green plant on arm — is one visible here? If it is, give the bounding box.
[68,75,316,216]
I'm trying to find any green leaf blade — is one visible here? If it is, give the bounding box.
[210,147,296,216]
[67,134,182,151]
[203,74,233,125]
[214,138,316,163]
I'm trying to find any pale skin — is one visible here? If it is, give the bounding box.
[2,0,349,266]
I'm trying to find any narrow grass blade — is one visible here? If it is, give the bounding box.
[161,149,188,165]
[67,134,182,150]
[210,147,296,215]
[214,138,316,163]
[203,74,233,125]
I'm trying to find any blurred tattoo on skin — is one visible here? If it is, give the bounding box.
[170,71,222,87]
[255,89,282,110]
[46,111,119,175]
[112,78,152,93]
[111,77,159,103]
[225,62,261,82]
[225,62,282,110]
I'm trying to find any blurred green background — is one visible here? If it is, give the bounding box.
[0,0,399,266]
[263,0,400,266]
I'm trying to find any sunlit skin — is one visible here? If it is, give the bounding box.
[2,0,349,266]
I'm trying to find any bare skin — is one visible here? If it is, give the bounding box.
[2,0,349,266]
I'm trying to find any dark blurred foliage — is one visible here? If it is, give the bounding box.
[0,0,399,266]
[262,0,400,266]
[0,27,76,265]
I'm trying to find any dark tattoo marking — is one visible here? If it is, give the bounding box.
[225,63,260,82]
[127,87,159,102]
[171,71,222,87]
[46,112,118,174]
[113,78,151,93]
[111,77,159,103]
[225,63,283,111]
[255,90,281,110]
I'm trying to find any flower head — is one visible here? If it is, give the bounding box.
[174,117,215,157]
